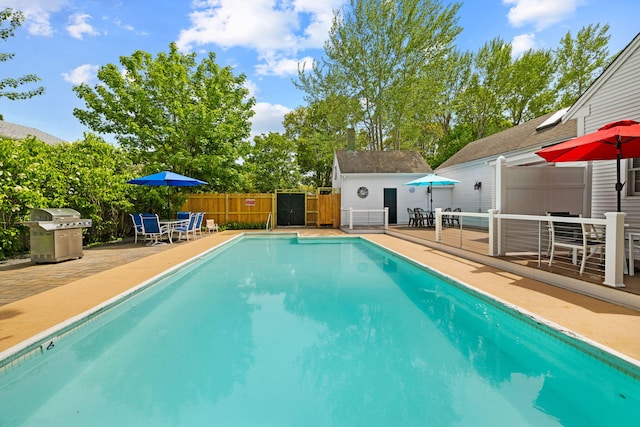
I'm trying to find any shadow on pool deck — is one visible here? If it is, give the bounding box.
[1,229,640,365]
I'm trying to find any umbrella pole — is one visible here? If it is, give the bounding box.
[616,138,623,212]
[430,184,433,212]
[617,157,621,212]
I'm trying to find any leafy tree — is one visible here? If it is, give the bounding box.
[296,0,462,150]
[426,123,474,169]
[503,48,555,125]
[242,133,301,192]
[401,49,472,158]
[0,8,44,106]
[73,42,255,192]
[455,38,512,139]
[553,23,611,108]
[284,96,360,187]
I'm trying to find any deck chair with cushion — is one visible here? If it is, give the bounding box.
[130,213,145,244]
[176,211,190,221]
[173,213,198,241]
[140,214,171,245]
[193,212,205,238]
[547,213,605,275]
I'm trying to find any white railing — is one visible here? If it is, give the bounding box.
[341,207,389,230]
[415,208,626,288]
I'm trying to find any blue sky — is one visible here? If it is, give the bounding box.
[0,0,638,143]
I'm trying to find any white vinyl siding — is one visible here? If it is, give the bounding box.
[565,36,640,224]
[629,158,640,195]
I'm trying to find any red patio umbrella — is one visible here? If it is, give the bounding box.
[536,120,640,212]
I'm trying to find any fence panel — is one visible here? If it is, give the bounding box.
[183,193,274,225]
[183,191,341,228]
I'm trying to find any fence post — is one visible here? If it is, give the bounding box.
[384,207,388,230]
[435,208,442,242]
[603,212,626,287]
[488,209,497,256]
[349,207,353,230]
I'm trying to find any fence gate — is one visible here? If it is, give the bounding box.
[276,193,306,226]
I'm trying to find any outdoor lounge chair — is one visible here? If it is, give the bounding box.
[547,213,605,275]
[206,218,218,233]
[140,214,170,245]
[173,213,197,241]
[130,213,145,244]
[193,212,205,238]
[176,211,190,221]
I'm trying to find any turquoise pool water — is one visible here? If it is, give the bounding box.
[1,235,639,426]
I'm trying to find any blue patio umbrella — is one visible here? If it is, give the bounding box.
[127,171,207,215]
[404,174,460,212]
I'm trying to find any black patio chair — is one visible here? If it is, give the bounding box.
[407,208,416,227]
[451,208,461,227]
[443,207,453,227]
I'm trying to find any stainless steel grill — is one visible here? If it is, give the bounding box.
[23,208,92,263]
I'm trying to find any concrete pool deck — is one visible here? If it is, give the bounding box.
[1,230,640,365]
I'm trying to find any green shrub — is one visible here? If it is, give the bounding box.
[221,221,266,230]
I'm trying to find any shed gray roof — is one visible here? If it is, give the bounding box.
[437,111,577,169]
[335,150,432,174]
[0,120,65,146]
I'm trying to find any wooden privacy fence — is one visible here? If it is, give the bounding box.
[182,191,341,228]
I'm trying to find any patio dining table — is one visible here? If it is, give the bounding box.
[159,218,189,243]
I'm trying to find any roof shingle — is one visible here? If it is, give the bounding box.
[0,121,65,146]
[335,150,432,174]
[437,112,577,169]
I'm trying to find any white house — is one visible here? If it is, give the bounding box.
[436,110,581,221]
[560,32,640,228]
[0,120,65,145]
[332,150,433,225]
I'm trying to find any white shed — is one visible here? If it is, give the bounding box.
[332,150,432,225]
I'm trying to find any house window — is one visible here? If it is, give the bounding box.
[334,166,337,181]
[628,158,640,195]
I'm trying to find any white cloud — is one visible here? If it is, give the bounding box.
[62,64,99,85]
[176,0,343,76]
[511,33,536,56]
[113,18,134,32]
[503,0,580,31]
[255,54,314,77]
[0,0,67,36]
[250,102,291,139]
[66,13,99,40]
[244,79,260,97]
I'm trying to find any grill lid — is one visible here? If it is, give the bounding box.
[30,208,81,221]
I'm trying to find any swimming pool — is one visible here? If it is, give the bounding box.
[1,234,639,426]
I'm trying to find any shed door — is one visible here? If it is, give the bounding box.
[384,188,397,224]
[277,193,305,226]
